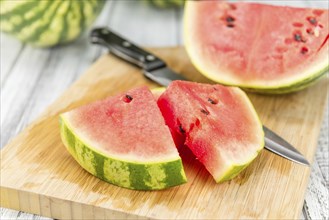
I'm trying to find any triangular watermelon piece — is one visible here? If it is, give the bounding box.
[60,86,187,190]
[157,81,264,182]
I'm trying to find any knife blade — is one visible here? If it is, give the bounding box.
[90,27,310,166]
[263,126,310,166]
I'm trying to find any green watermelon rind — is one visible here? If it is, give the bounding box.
[59,115,187,190]
[0,1,59,35]
[0,1,39,20]
[184,2,329,94]
[217,148,263,182]
[61,1,82,43]
[0,0,105,47]
[244,69,328,94]
[145,0,184,8]
[5,1,55,35]
[13,1,63,46]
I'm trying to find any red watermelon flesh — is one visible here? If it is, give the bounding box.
[157,81,264,182]
[185,1,329,91]
[63,86,179,162]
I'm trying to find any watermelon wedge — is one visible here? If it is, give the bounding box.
[60,87,187,190]
[157,81,264,182]
[184,1,329,94]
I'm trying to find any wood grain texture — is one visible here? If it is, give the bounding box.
[1,47,328,220]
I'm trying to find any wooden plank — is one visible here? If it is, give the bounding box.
[303,160,329,219]
[1,47,328,219]
[0,34,24,87]
[303,106,329,219]
[0,45,52,147]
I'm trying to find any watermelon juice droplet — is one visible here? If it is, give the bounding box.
[301,47,309,54]
[195,118,200,127]
[306,28,314,35]
[293,22,303,27]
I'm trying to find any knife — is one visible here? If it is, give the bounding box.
[90,27,310,166]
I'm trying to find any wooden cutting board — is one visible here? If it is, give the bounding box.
[1,47,328,219]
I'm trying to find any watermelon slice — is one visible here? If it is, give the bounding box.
[60,87,187,190]
[157,81,264,182]
[184,1,329,94]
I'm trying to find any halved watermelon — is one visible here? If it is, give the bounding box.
[60,87,187,190]
[184,1,329,94]
[157,81,264,182]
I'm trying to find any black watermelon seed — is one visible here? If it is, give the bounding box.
[226,16,235,23]
[227,23,235,28]
[123,94,133,103]
[294,34,302,42]
[307,16,317,25]
[126,94,133,100]
[178,124,185,134]
[201,109,209,115]
[208,98,217,105]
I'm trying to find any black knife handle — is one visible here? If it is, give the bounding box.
[90,27,166,71]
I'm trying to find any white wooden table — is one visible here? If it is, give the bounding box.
[1,1,328,219]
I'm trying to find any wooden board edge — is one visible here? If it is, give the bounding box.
[0,186,149,220]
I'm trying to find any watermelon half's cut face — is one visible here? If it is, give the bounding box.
[184,1,329,93]
[60,86,187,190]
[157,81,264,182]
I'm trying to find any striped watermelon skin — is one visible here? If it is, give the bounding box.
[60,118,186,190]
[0,0,105,47]
[146,0,184,8]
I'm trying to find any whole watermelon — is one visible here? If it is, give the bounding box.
[0,0,105,47]
[146,0,184,8]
